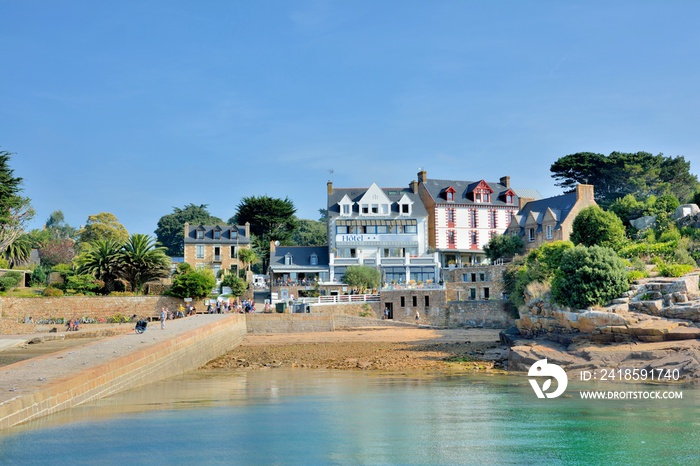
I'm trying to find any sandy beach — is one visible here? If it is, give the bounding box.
[204,327,506,372]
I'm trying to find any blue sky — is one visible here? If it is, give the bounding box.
[2,1,700,236]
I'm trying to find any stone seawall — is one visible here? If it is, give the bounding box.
[246,313,417,333]
[0,314,247,430]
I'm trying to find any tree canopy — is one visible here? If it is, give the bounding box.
[230,196,299,270]
[155,204,223,257]
[290,219,327,247]
[483,234,524,262]
[343,265,380,293]
[550,152,699,207]
[168,263,216,300]
[0,150,34,252]
[77,212,129,246]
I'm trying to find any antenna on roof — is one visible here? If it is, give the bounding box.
[328,168,334,181]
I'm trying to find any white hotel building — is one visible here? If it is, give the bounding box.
[326,181,440,285]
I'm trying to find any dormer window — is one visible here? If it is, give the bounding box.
[447,192,454,201]
[310,254,318,266]
[507,194,513,204]
[196,229,204,240]
[342,204,350,215]
[214,230,221,240]
[284,253,293,266]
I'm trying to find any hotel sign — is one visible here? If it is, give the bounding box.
[337,234,379,242]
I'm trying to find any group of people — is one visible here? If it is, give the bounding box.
[65,318,80,331]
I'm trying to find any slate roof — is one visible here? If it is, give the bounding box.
[183,224,251,244]
[269,246,330,272]
[327,186,429,218]
[420,179,541,206]
[511,192,578,231]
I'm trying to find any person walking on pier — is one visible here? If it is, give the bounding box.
[160,307,167,330]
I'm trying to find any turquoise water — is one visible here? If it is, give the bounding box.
[0,370,698,465]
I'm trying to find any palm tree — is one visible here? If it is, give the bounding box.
[4,234,32,268]
[118,234,170,293]
[238,247,257,274]
[74,238,123,292]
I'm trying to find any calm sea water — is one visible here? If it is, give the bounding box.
[0,369,698,465]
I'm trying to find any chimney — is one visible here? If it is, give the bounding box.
[270,240,276,255]
[327,181,333,195]
[575,184,594,202]
[410,180,419,194]
[417,170,427,183]
[499,176,510,188]
[184,222,189,238]
[518,197,534,210]
[244,222,250,238]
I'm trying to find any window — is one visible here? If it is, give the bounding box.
[214,246,221,261]
[285,254,292,265]
[371,204,379,214]
[310,254,318,265]
[447,191,454,201]
[470,210,477,228]
[447,209,455,225]
[401,204,409,214]
[361,205,369,214]
[470,288,476,300]
[230,246,237,258]
[471,273,476,282]
[471,231,478,246]
[462,274,469,282]
[381,204,389,214]
[214,230,221,240]
[546,225,553,239]
[336,226,348,234]
[412,296,417,307]
[401,296,405,307]
[404,225,417,234]
[196,230,204,240]
[479,273,485,282]
[484,287,490,299]
[365,225,377,234]
[424,295,430,306]
[506,194,513,204]
[196,245,204,259]
[342,204,350,215]
[528,228,536,242]
[377,225,388,234]
[447,230,456,246]
[490,211,497,228]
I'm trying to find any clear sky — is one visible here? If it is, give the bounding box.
[2,0,700,236]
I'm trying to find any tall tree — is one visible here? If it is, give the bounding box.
[118,234,170,293]
[290,219,327,246]
[0,150,34,252]
[551,152,699,207]
[570,206,626,251]
[45,210,78,240]
[229,196,299,270]
[155,204,224,257]
[77,212,129,246]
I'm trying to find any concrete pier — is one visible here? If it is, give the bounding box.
[0,314,246,430]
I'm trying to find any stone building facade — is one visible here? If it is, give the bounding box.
[183,222,251,277]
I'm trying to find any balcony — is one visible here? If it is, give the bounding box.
[213,255,222,262]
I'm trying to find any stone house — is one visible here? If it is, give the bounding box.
[506,184,596,251]
[183,222,251,278]
[443,264,506,302]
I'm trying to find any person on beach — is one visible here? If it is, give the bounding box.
[415,311,420,322]
[160,307,167,330]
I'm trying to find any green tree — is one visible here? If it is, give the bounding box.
[237,247,257,274]
[551,151,699,206]
[118,234,170,293]
[570,206,626,250]
[155,204,224,257]
[45,210,78,240]
[0,150,35,252]
[221,272,247,298]
[290,219,327,246]
[483,234,524,262]
[526,240,575,277]
[4,234,32,268]
[342,265,380,293]
[551,246,629,309]
[168,264,216,299]
[74,238,124,293]
[77,212,129,247]
[230,196,299,270]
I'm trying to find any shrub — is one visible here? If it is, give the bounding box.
[484,234,525,262]
[627,270,648,282]
[168,268,216,299]
[0,271,23,290]
[30,267,47,286]
[571,206,626,251]
[42,287,64,297]
[220,273,247,298]
[551,246,629,309]
[657,263,695,278]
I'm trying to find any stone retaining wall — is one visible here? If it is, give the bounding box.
[0,314,247,430]
[245,313,416,333]
[0,296,212,334]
